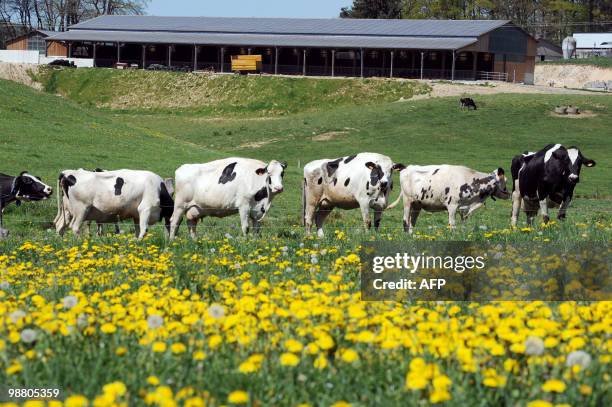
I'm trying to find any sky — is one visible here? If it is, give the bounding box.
[147,0,351,18]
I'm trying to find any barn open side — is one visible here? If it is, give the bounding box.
[47,16,537,83]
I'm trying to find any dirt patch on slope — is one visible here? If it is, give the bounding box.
[238,138,280,148]
[312,131,350,141]
[549,110,598,119]
[535,64,612,89]
[0,63,41,89]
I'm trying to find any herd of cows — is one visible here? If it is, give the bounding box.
[0,143,596,240]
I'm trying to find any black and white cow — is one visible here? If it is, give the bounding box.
[0,172,53,213]
[511,144,596,226]
[169,158,287,239]
[303,153,404,237]
[388,165,509,233]
[55,169,174,238]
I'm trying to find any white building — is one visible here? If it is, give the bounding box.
[573,33,612,57]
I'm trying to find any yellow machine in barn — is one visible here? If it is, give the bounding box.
[231,55,262,74]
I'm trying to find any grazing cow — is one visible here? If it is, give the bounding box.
[0,172,53,212]
[55,169,174,238]
[303,153,404,237]
[460,98,477,110]
[511,144,596,226]
[169,158,287,239]
[388,165,509,233]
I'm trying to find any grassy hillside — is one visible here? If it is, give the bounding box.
[33,67,430,115]
[1,74,610,242]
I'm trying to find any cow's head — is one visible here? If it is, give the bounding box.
[492,168,510,199]
[11,172,52,201]
[566,147,596,184]
[545,147,582,185]
[256,160,287,194]
[366,161,394,198]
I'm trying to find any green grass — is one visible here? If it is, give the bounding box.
[32,67,430,115]
[0,72,610,243]
[0,72,610,406]
[538,57,612,68]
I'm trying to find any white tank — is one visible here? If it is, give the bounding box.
[562,36,576,59]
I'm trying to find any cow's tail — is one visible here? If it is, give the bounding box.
[159,181,174,233]
[302,178,306,226]
[54,173,65,229]
[386,192,403,210]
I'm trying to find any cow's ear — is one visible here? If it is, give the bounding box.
[280,161,288,169]
[255,167,267,175]
[496,168,505,176]
[584,159,596,167]
[392,163,406,172]
[365,162,377,170]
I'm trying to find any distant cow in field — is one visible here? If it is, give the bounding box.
[55,169,174,238]
[511,144,596,226]
[388,165,509,233]
[460,98,477,110]
[0,171,53,212]
[169,158,287,239]
[303,153,404,237]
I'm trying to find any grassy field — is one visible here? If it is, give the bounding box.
[0,71,610,406]
[538,57,612,69]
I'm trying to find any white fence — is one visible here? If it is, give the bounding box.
[0,50,94,67]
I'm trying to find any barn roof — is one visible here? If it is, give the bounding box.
[66,15,509,38]
[48,30,478,50]
[47,16,512,50]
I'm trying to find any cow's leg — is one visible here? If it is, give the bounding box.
[169,205,186,240]
[239,205,251,236]
[304,201,317,235]
[187,218,198,239]
[137,208,154,239]
[524,200,538,226]
[464,203,484,219]
[315,207,332,238]
[373,209,383,231]
[557,197,572,220]
[402,199,420,234]
[447,204,459,229]
[69,205,88,236]
[511,189,522,227]
[359,202,372,232]
[539,199,550,224]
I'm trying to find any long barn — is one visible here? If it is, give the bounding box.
[47,16,537,83]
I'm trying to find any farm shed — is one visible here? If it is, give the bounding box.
[6,29,67,57]
[47,16,537,83]
[536,38,563,61]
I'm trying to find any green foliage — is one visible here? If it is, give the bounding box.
[538,57,612,68]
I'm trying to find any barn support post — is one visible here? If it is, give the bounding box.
[303,49,307,76]
[390,50,394,78]
[274,47,279,74]
[420,51,424,80]
[141,44,146,69]
[167,45,172,67]
[360,48,364,78]
[92,43,97,67]
[220,47,225,72]
[331,49,335,77]
[441,51,446,79]
[472,52,478,80]
[451,50,456,81]
[248,48,252,55]
[193,45,198,72]
[68,42,72,58]
[117,42,121,63]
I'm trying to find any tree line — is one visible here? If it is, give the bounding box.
[340,0,612,43]
[0,0,148,46]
